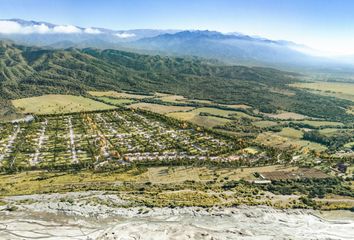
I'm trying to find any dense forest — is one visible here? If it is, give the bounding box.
[0,41,353,122]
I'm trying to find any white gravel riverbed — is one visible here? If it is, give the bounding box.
[0,191,353,240]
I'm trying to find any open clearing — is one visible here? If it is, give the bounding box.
[193,107,239,117]
[157,94,189,103]
[291,82,354,102]
[128,102,194,114]
[0,165,297,196]
[167,111,231,128]
[297,120,344,127]
[264,111,309,120]
[167,107,257,122]
[278,127,303,139]
[252,120,279,128]
[12,95,116,115]
[89,91,153,99]
[96,97,135,105]
[256,132,327,152]
[221,104,251,109]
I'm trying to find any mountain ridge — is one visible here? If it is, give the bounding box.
[2,18,349,72]
[0,41,352,123]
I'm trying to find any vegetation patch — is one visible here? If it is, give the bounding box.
[291,82,354,102]
[264,111,309,120]
[128,102,194,114]
[296,120,344,127]
[256,132,327,152]
[157,94,189,104]
[277,127,303,139]
[12,95,116,115]
[259,178,354,199]
[167,111,231,128]
[252,121,279,128]
[96,97,135,105]
[89,91,154,99]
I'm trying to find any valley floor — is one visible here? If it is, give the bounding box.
[0,192,353,240]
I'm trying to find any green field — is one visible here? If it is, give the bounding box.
[170,107,257,120]
[157,94,189,103]
[167,111,231,128]
[256,131,327,152]
[96,97,135,105]
[89,91,154,99]
[128,102,194,114]
[318,128,342,136]
[264,111,309,120]
[252,120,279,128]
[278,127,304,139]
[12,95,116,115]
[298,120,344,127]
[291,82,354,102]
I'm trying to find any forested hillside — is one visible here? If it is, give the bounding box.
[0,41,353,122]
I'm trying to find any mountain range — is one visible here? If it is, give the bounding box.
[0,19,353,73]
[1,40,352,123]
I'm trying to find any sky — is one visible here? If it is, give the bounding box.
[0,0,353,56]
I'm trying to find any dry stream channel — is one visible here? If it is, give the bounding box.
[0,192,353,240]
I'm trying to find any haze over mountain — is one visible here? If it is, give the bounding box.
[0,19,353,72]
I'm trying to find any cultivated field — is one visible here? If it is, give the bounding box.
[256,132,327,152]
[298,120,344,127]
[96,97,135,105]
[192,107,238,117]
[252,120,279,128]
[221,104,251,109]
[291,81,354,102]
[157,94,189,103]
[12,95,116,115]
[166,111,231,128]
[264,111,309,120]
[89,91,154,99]
[128,102,194,114]
[278,127,304,139]
[165,107,258,128]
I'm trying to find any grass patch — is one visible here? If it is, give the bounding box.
[12,95,116,115]
[157,94,189,103]
[128,102,194,114]
[264,111,309,120]
[298,120,344,127]
[96,97,135,105]
[291,82,354,102]
[278,127,303,139]
[89,91,153,99]
[252,120,279,128]
[167,111,231,128]
[256,132,327,152]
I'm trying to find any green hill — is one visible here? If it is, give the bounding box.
[0,41,352,122]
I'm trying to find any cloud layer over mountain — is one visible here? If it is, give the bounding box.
[0,20,100,34]
[0,19,353,72]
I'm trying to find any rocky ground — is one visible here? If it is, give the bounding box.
[0,191,353,240]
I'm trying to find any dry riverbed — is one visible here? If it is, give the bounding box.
[0,191,353,240]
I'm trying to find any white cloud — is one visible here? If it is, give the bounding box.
[53,25,82,34]
[0,21,52,34]
[115,32,136,38]
[24,24,50,34]
[0,20,85,34]
[84,27,101,34]
[0,21,26,34]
